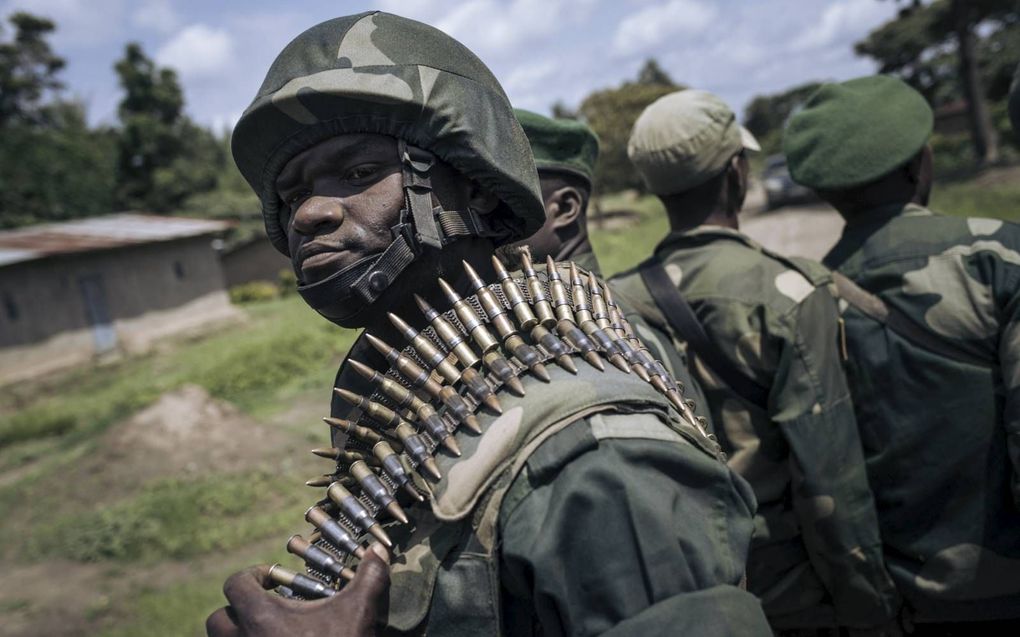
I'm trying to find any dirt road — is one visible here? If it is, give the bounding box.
[740,192,845,262]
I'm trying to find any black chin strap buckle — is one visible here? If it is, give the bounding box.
[399,139,443,249]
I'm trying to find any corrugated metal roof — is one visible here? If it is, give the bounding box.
[0,213,233,267]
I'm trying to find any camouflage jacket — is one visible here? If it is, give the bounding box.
[610,226,898,629]
[321,263,770,636]
[823,203,1020,623]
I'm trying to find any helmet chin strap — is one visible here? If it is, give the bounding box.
[296,140,506,327]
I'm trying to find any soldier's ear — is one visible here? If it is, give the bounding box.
[550,186,583,229]
[467,181,500,215]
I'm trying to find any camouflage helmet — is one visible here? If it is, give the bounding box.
[232,11,545,256]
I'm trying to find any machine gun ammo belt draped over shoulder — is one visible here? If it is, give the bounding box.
[267,252,712,601]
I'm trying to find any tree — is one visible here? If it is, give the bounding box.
[113,43,222,212]
[579,59,685,193]
[0,12,64,127]
[743,81,824,156]
[856,0,1018,165]
[0,13,116,229]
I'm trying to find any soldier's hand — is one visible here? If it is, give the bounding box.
[205,543,389,637]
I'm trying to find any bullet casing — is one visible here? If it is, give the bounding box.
[305,506,363,556]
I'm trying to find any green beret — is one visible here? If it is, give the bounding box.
[514,108,599,186]
[1009,62,1020,141]
[783,75,933,190]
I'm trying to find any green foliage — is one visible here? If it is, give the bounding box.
[742,82,824,157]
[579,60,683,193]
[0,101,117,228]
[229,281,281,304]
[113,43,224,212]
[27,471,300,562]
[589,193,669,277]
[0,12,64,127]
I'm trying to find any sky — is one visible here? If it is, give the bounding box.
[0,0,902,130]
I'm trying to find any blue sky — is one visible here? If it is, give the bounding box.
[0,0,901,130]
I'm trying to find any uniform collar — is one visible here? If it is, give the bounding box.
[824,202,931,268]
[656,224,760,253]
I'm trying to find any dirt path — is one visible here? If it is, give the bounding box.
[741,202,845,262]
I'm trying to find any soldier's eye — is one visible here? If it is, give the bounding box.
[346,164,380,182]
[286,190,310,207]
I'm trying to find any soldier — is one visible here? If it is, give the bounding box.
[783,75,1020,634]
[206,12,771,637]
[512,109,602,274]
[610,89,899,633]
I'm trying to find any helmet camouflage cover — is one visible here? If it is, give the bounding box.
[232,11,545,255]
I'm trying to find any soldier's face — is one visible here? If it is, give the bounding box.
[275,133,405,285]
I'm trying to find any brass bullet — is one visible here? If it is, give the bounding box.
[414,295,480,370]
[373,441,424,501]
[305,505,365,558]
[492,254,538,330]
[334,388,408,430]
[305,474,337,488]
[387,313,462,385]
[326,482,393,548]
[546,256,574,323]
[323,417,389,448]
[395,422,442,482]
[505,334,549,382]
[587,271,612,330]
[482,350,525,396]
[556,318,605,371]
[310,447,376,465]
[462,261,519,340]
[520,251,556,326]
[568,263,594,325]
[456,365,501,412]
[364,334,479,429]
[438,277,501,353]
[269,564,335,599]
[349,460,409,525]
[287,534,356,581]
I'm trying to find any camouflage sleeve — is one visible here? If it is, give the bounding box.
[774,286,899,626]
[498,416,770,636]
[1000,291,1020,507]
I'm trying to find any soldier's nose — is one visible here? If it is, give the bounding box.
[291,196,345,236]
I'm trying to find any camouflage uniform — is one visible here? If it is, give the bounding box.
[232,12,771,636]
[611,227,900,629]
[823,203,1020,623]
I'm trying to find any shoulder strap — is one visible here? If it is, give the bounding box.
[638,258,770,407]
[831,272,991,367]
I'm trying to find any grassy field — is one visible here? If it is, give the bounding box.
[0,165,1016,636]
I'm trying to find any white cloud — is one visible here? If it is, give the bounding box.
[131,0,179,34]
[612,0,717,56]
[789,0,894,52]
[504,60,558,94]
[156,23,234,79]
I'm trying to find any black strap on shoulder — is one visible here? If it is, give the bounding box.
[830,272,991,367]
[638,258,770,407]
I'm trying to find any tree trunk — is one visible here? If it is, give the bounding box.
[951,0,999,166]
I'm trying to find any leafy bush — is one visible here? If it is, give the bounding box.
[229,281,280,304]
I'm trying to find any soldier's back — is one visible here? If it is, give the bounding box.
[823,203,1020,622]
[612,227,896,629]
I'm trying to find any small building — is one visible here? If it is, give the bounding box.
[0,213,243,385]
[220,235,291,289]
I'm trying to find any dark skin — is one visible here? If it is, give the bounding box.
[274,132,500,341]
[205,546,389,637]
[816,145,934,220]
[514,171,592,262]
[207,132,502,636]
[659,152,749,232]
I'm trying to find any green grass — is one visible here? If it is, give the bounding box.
[26,469,307,563]
[94,544,292,637]
[931,175,1020,223]
[589,193,669,277]
[0,296,355,449]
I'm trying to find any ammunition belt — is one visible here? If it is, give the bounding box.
[268,253,708,599]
